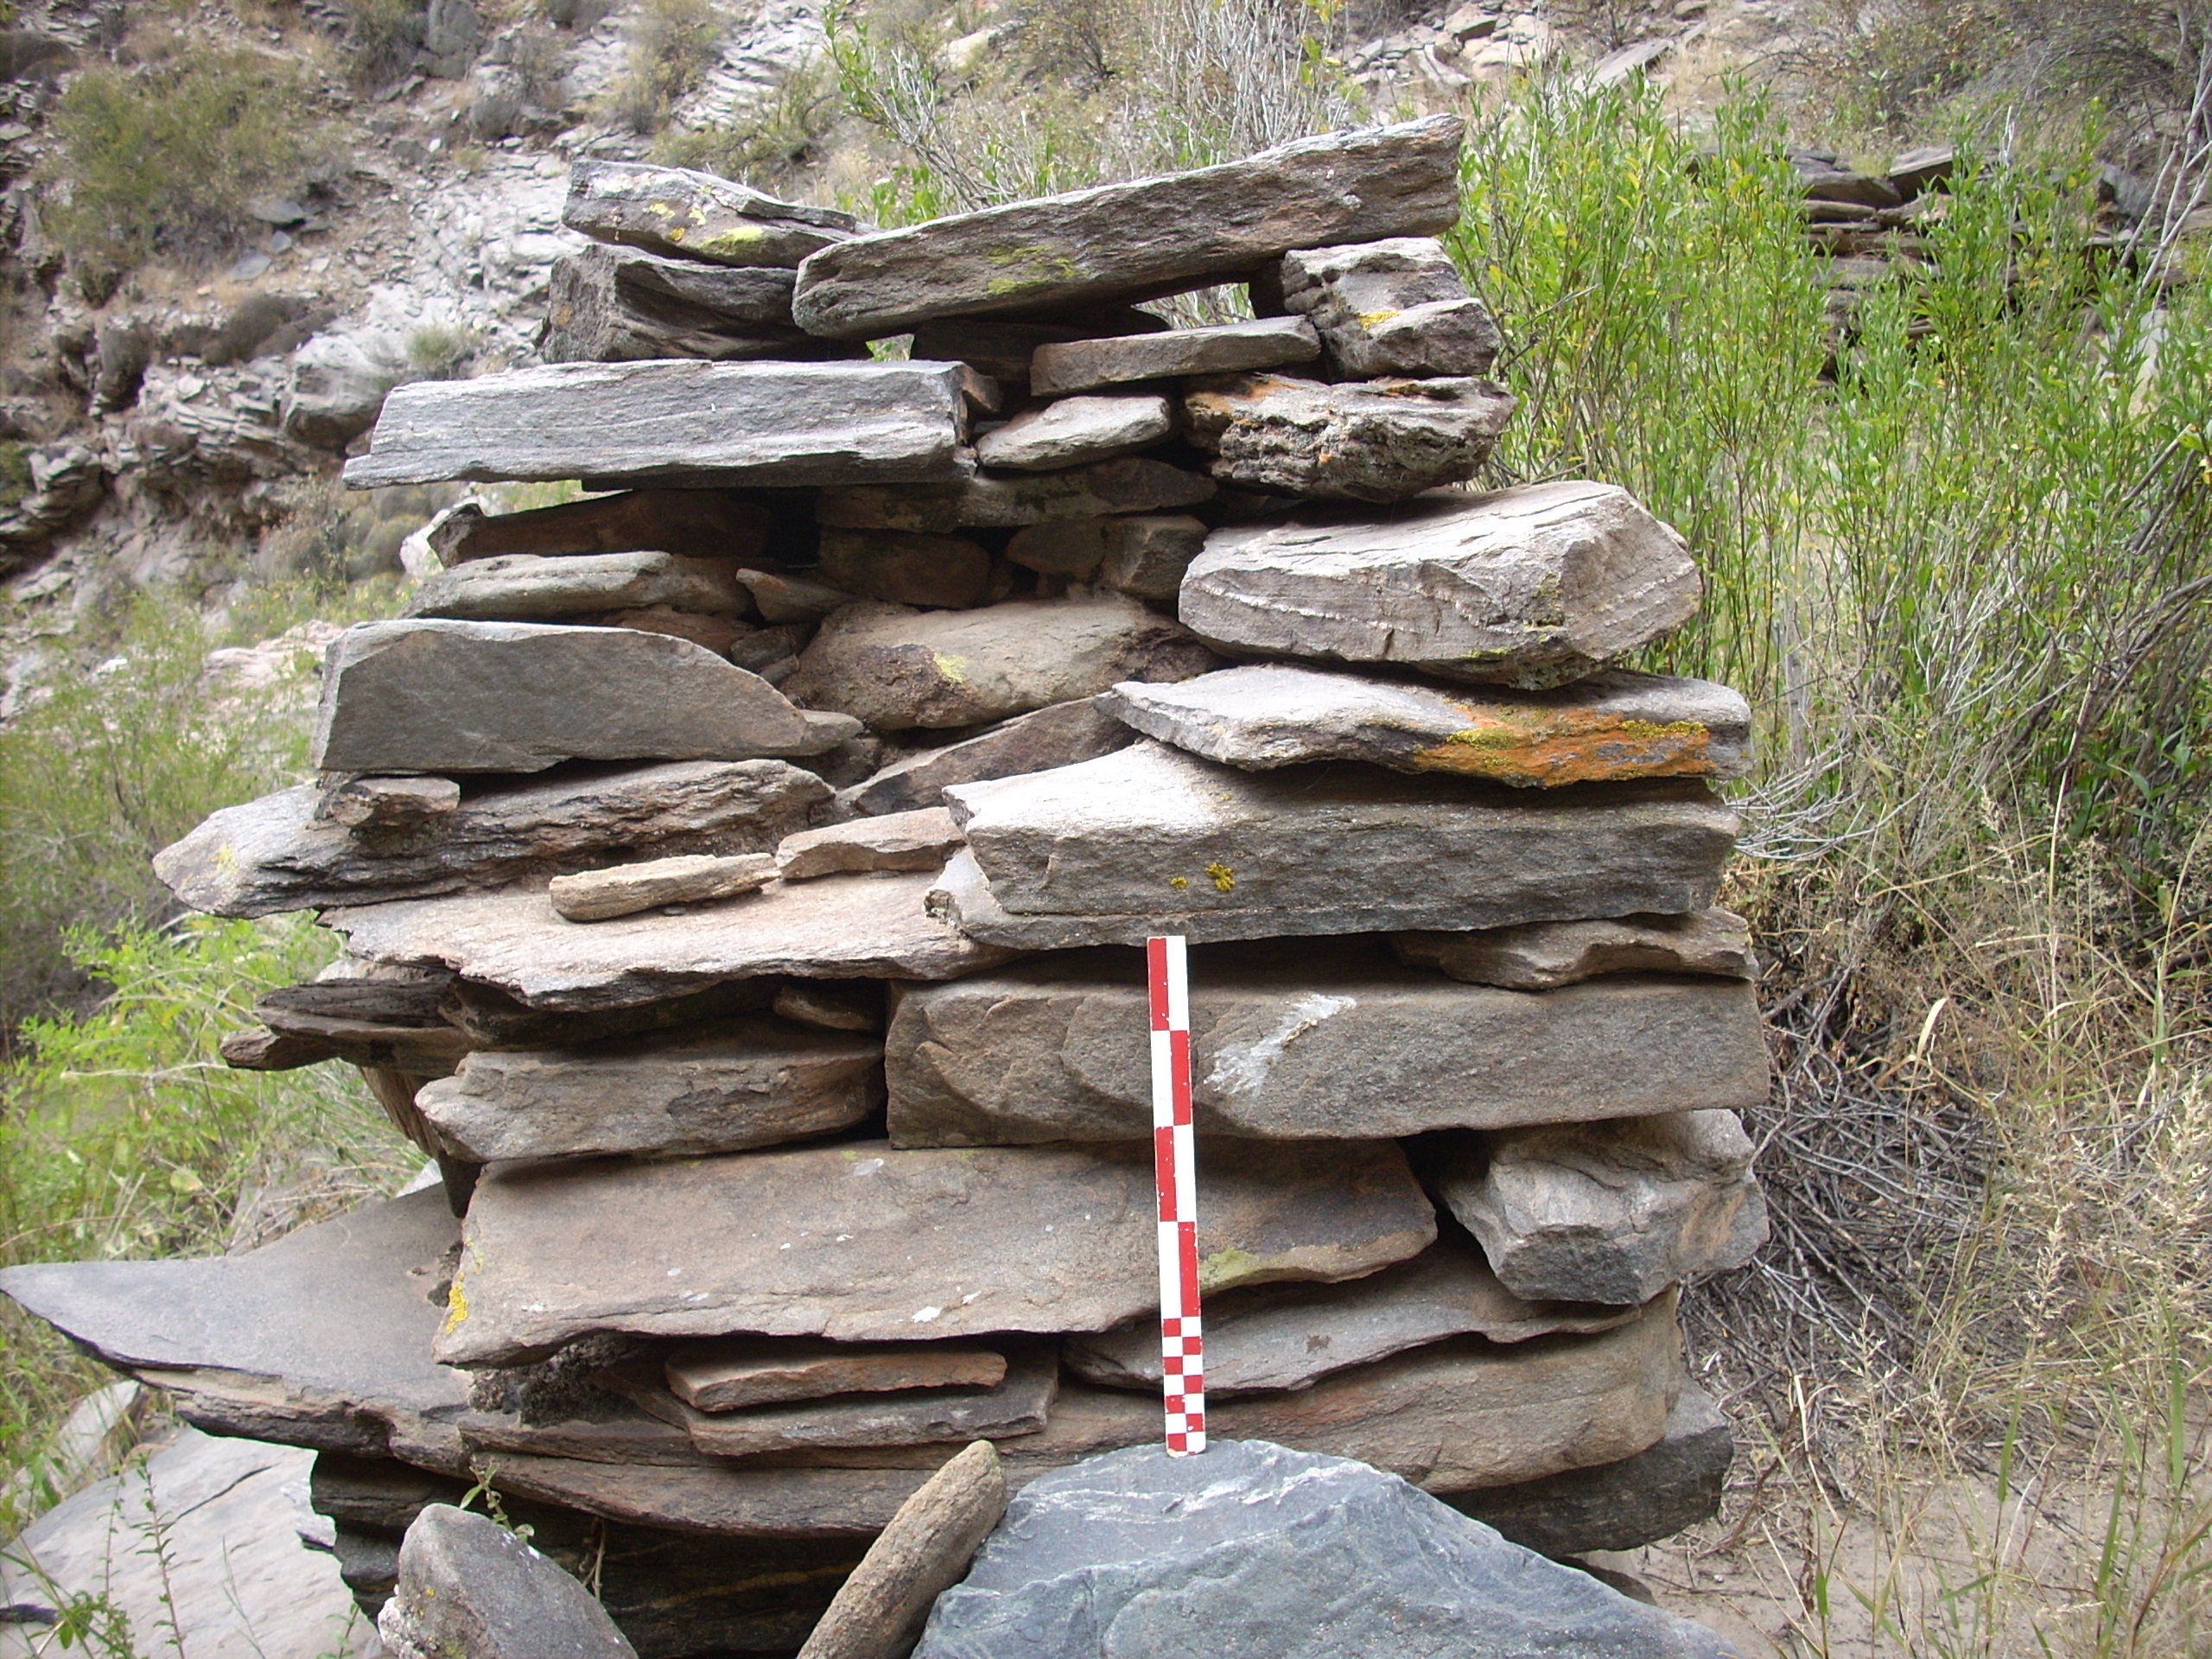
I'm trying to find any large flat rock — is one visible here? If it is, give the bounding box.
[886,944,1771,1144]
[311,621,855,774]
[1180,481,1703,687]
[157,760,829,918]
[404,550,749,622]
[1183,373,1515,501]
[1394,907,1758,989]
[972,394,1173,471]
[541,244,845,364]
[341,360,973,490]
[1029,316,1320,396]
[932,741,1737,947]
[435,1137,1434,1364]
[564,160,854,266]
[841,697,1135,816]
[791,117,1464,338]
[1103,664,1752,782]
[324,870,1014,1013]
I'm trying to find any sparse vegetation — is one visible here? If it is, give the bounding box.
[602,0,728,133]
[340,0,430,92]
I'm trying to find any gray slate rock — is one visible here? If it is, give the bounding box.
[817,528,996,608]
[1004,514,1205,595]
[911,313,1169,385]
[783,598,1217,731]
[378,1503,637,1659]
[841,697,1136,816]
[541,244,849,364]
[779,807,964,879]
[319,772,463,830]
[791,117,1464,338]
[435,1138,1433,1364]
[405,550,750,621]
[1184,372,1515,501]
[1393,907,1758,989]
[1180,481,1702,687]
[669,1340,1007,1412]
[1276,237,1503,378]
[429,489,772,564]
[933,742,1737,948]
[1103,664,1751,782]
[342,360,973,490]
[549,851,778,921]
[818,457,1216,532]
[564,159,855,267]
[886,944,1770,1144]
[974,394,1174,471]
[1438,1111,1770,1305]
[912,1439,1732,1659]
[310,621,856,773]
[156,760,829,918]
[1029,316,1320,396]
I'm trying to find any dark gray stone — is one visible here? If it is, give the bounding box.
[667,1340,1007,1413]
[378,1503,637,1659]
[1275,237,1502,378]
[428,490,772,565]
[540,244,852,364]
[548,851,779,921]
[817,458,1216,532]
[815,528,996,608]
[973,394,1173,472]
[778,807,964,879]
[839,697,1136,816]
[405,550,750,621]
[564,159,855,266]
[910,312,1170,385]
[1028,316,1320,396]
[1393,908,1758,990]
[1183,372,1515,501]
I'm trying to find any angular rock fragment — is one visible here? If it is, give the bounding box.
[318,773,461,830]
[1437,1111,1770,1305]
[791,117,1464,337]
[817,457,1216,532]
[252,978,470,1075]
[156,760,829,918]
[1028,316,1320,396]
[911,312,1169,385]
[1003,514,1206,601]
[414,1016,881,1162]
[781,598,1216,731]
[541,244,850,364]
[429,490,772,565]
[404,551,750,622]
[973,395,1173,472]
[310,621,855,773]
[814,528,994,608]
[1182,372,1516,501]
[584,605,751,653]
[343,361,973,491]
[1275,237,1503,378]
[219,1025,339,1071]
[1393,907,1758,990]
[934,742,1737,947]
[440,977,772,1049]
[549,852,778,922]
[886,944,1770,1144]
[1180,481,1702,687]
[772,981,885,1032]
[435,1138,1434,1363]
[667,1340,1007,1412]
[1104,664,1752,783]
[777,808,963,879]
[739,568,858,623]
[379,1503,639,1659]
[840,697,1135,816]
[564,159,855,267]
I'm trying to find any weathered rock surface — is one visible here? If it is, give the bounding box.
[413,1017,883,1162]
[791,117,1464,337]
[429,490,772,565]
[911,312,1170,385]
[1065,1243,1634,1395]
[541,244,847,364]
[817,458,1216,533]
[1183,372,1515,501]
[1394,907,1758,990]
[779,808,964,879]
[404,551,749,622]
[797,1441,1007,1659]
[1181,482,1702,688]
[651,1350,1059,1459]
[549,851,778,921]
[378,1503,638,1659]
[435,1138,1433,1363]
[933,743,1737,947]
[782,598,1217,731]
[1275,237,1503,378]
[841,698,1135,816]
[156,760,829,918]
[1002,514,1206,598]
[912,1438,1731,1659]
[564,160,855,267]
[324,870,1014,1014]
[815,528,995,609]
[1103,664,1752,783]
[1029,316,1320,396]
[774,981,887,1033]
[1438,1111,1770,1305]
[247,977,471,1075]
[668,1340,1007,1412]
[973,395,1174,472]
[342,360,973,490]
[310,621,855,773]
[319,772,463,830]
[887,944,1770,1143]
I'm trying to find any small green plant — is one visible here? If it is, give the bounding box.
[404,321,480,380]
[0,440,30,511]
[340,0,429,91]
[602,0,726,134]
[653,60,842,189]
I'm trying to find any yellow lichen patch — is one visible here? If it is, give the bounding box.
[439,1269,471,1338]
[692,225,772,260]
[1357,308,1402,327]
[931,651,970,684]
[1413,709,1713,786]
[1170,875,1190,891]
[1198,1245,1267,1292]
[1205,861,1236,893]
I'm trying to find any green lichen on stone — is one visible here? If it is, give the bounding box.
[1198,1245,1267,1291]
[691,224,773,259]
[1444,727,1516,749]
[1619,718,1707,740]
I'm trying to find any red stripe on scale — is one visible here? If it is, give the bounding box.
[1147,935,1205,1456]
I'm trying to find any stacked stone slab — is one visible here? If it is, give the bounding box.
[3,119,1771,1656]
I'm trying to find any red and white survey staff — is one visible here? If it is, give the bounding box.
[1147,934,1205,1455]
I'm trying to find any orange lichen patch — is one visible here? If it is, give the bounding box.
[1412,709,1713,786]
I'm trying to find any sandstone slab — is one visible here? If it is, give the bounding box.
[817,457,1216,532]
[1181,481,1702,687]
[791,117,1463,337]
[435,1137,1433,1364]
[405,551,749,622]
[815,528,995,608]
[1184,372,1515,501]
[310,621,855,773]
[429,490,772,565]
[413,1017,883,1162]
[668,1340,1007,1413]
[1394,907,1758,989]
[973,395,1173,472]
[342,360,972,491]
[782,598,1216,732]
[549,851,778,921]
[779,808,963,879]
[541,244,845,364]
[840,697,1135,816]
[378,1503,638,1659]
[886,944,1770,1144]
[1103,664,1752,782]
[1029,316,1320,396]
[1276,236,1503,378]
[564,160,855,267]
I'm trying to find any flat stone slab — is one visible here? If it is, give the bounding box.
[668,1339,1007,1412]
[311,621,856,774]
[156,760,830,918]
[779,808,963,879]
[1183,372,1515,501]
[791,117,1463,337]
[324,870,1015,1013]
[1103,664,1752,783]
[563,159,855,266]
[1276,236,1502,378]
[886,944,1770,1144]
[342,360,972,490]
[429,489,772,564]
[1394,907,1758,989]
[435,1137,1433,1364]
[1181,481,1702,687]
[932,741,1737,947]
[783,598,1217,732]
[379,1503,637,1659]
[973,395,1173,471]
[541,244,841,365]
[550,851,778,921]
[1029,316,1320,396]
[841,697,1135,816]
[414,1016,884,1162]
[404,551,749,622]
[817,457,1217,532]
[1065,1243,1635,1395]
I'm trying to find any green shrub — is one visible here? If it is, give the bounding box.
[0,442,29,511]
[653,59,842,190]
[603,0,726,134]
